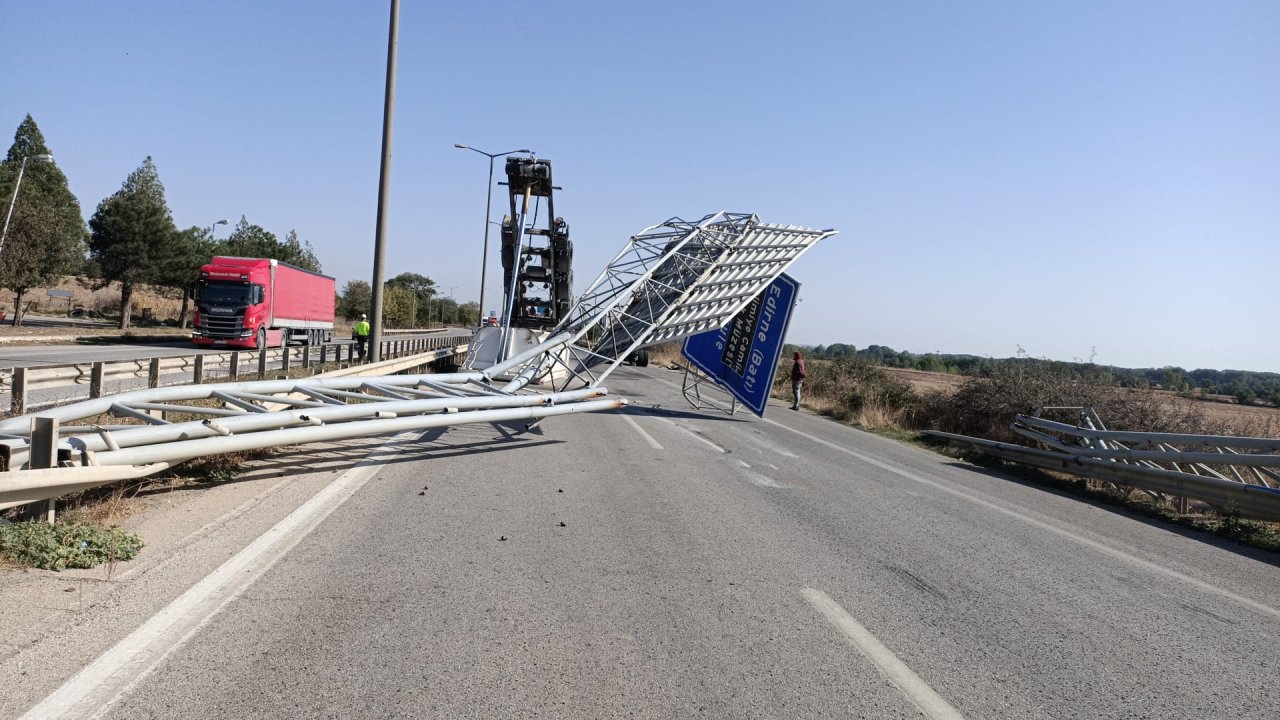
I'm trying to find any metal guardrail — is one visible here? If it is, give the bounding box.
[924,407,1280,522]
[0,337,634,514]
[2,334,470,416]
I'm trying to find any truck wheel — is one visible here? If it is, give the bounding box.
[256,328,267,351]
[637,349,650,367]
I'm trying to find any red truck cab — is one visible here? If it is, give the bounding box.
[192,256,335,349]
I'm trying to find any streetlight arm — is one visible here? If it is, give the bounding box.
[455,144,534,160]
[454,143,535,327]
[1,156,30,251]
[0,155,47,252]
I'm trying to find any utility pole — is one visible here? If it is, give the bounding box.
[368,0,400,362]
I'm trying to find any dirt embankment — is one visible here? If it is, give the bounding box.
[8,277,184,322]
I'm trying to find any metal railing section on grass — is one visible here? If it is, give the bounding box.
[925,406,1280,521]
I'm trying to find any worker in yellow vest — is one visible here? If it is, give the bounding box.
[353,313,371,360]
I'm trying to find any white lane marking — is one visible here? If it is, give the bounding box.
[769,418,1280,621]
[803,588,965,720]
[22,432,420,720]
[621,413,664,450]
[743,469,788,489]
[738,460,751,467]
[655,417,728,454]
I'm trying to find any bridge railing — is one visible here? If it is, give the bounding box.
[2,334,472,416]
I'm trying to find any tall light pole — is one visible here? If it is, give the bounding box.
[208,218,229,237]
[369,0,400,363]
[443,285,457,325]
[1,153,55,255]
[454,145,532,327]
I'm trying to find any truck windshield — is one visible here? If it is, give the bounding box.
[197,281,254,305]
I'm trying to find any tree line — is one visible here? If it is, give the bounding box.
[799,342,1280,406]
[335,273,479,329]
[1,115,333,329]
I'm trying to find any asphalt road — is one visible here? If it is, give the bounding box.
[8,366,1280,719]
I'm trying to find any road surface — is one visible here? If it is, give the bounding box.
[3,365,1277,719]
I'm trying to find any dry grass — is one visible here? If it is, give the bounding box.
[12,276,184,321]
[646,341,684,367]
[882,365,1280,438]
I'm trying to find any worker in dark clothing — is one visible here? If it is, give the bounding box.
[790,351,806,410]
[353,313,370,361]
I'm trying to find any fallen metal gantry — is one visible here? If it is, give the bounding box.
[1,210,837,514]
[926,407,1280,522]
[0,372,622,510]
[483,211,837,390]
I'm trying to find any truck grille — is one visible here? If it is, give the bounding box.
[200,315,244,336]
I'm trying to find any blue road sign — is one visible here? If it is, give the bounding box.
[681,273,800,417]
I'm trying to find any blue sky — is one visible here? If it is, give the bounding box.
[3,1,1277,371]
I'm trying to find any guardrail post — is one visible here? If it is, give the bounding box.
[281,347,291,373]
[31,417,58,523]
[11,367,27,416]
[148,357,161,388]
[257,348,267,379]
[90,362,105,399]
[320,344,328,365]
[302,343,312,369]
[229,351,240,381]
[193,355,205,384]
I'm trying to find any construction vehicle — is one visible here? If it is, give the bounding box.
[469,157,574,373]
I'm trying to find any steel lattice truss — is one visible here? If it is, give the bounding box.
[484,211,836,389]
[0,373,621,510]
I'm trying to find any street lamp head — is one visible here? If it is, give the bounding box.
[214,219,229,226]
[31,154,53,163]
[517,149,532,154]
[453,144,468,149]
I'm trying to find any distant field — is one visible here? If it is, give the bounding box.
[883,367,1280,436]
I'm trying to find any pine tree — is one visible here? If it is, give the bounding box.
[223,219,323,272]
[88,157,180,329]
[156,226,221,328]
[0,115,87,325]
[283,229,322,273]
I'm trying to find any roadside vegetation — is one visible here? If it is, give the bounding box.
[0,511,143,571]
[0,449,267,571]
[805,342,1280,408]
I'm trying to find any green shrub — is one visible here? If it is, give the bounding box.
[0,519,143,571]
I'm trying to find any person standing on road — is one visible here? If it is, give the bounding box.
[353,313,371,361]
[790,350,806,410]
